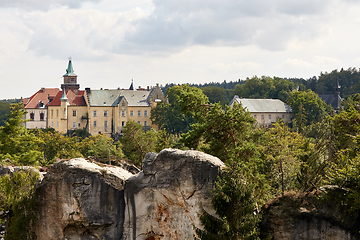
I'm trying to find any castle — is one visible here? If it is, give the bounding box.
[23,59,166,137]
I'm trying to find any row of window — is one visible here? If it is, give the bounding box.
[29,112,45,121]
[253,114,285,120]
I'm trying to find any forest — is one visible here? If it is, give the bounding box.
[1,67,360,239]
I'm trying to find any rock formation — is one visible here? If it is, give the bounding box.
[33,149,225,240]
[123,149,225,240]
[34,158,133,240]
[260,191,359,240]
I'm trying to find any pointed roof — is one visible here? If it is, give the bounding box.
[63,58,77,77]
[60,89,68,101]
[129,79,134,90]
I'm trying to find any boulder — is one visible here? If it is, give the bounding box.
[123,148,225,240]
[33,158,133,240]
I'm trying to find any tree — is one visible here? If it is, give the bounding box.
[79,134,123,160]
[0,170,39,239]
[32,128,82,166]
[197,163,261,240]
[0,101,10,127]
[0,103,43,165]
[120,121,157,167]
[151,85,197,134]
[287,90,330,126]
[261,121,305,195]
[201,86,227,105]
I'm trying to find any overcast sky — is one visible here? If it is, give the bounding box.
[1,0,360,99]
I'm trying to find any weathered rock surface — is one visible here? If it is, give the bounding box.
[123,149,225,240]
[33,149,225,240]
[34,158,133,240]
[260,192,359,240]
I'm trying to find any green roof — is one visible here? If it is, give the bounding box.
[63,59,77,77]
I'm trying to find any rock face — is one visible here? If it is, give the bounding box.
[260,192,359,240]
[123,149,225,240]
[33,149,225,240]
[34,158,133,240]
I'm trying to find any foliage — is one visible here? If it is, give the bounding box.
[261,122,305,195]
[0,170,39,240]
[287,90,330,127]
[233,76,296,102]
[151,85,197,134]
[0,101,10,127]
[32,128,82,166]
[197,163,261,240]
[201,86,229,106]
[79,134,123,159]
[0,103,43,166]
[120,121,157,167]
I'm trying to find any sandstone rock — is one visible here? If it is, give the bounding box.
[260,192,359,240]
[32,149,225,240]
[123,148,225,240]
[33,158,133,240]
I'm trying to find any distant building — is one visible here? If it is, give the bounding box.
[27,59,166,137]
[228,96,292,126]
[318,81,342,110]
[23,88,60,129]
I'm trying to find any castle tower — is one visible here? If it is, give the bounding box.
[61,58,80,93]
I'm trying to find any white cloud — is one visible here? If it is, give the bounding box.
[0,0,101,11]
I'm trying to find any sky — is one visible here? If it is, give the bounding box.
[1,0,360,99]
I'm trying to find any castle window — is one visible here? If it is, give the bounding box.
[138,121,141,125]
[261,115,264,120]
[73,110,76,117]
[282,114,285,119]
[254,115,257,119]
[122,121,125,126]
[269,115,271,120]
[93,111,97,117]
[130,111,133,117]
[104,121,108,127]
[144,121,147,126]
[57,122,59,128]
[40,113,44,121]
[73,122,76,128]
[138,110,141,116]
[121,111,125,117]
[94,121,97,127]
[51,121,53,127]
[104,111,108,117]
[144,110,148,117]
[30,113,34,121]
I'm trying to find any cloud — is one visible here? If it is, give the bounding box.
[0,0,101,11]
[9,0,360,60]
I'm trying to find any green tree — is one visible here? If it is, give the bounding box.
[79,134,123,160]
[151,85,197,134]
[0,101,10,127]
[287,90,330,126]
[120,121,157,167]
[201,86,227,105]
[197,164,261,240]
[0,170,39,239]
[32,128,82,166]
[261,121,305,195]
[0,103,43,165]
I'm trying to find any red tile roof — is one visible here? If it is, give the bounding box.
[24,88,60,109]
[48,90,86,106]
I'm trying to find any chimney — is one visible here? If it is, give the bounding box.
[147,86,149,91]
[41,87,45,93]
[85,87,91,93]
